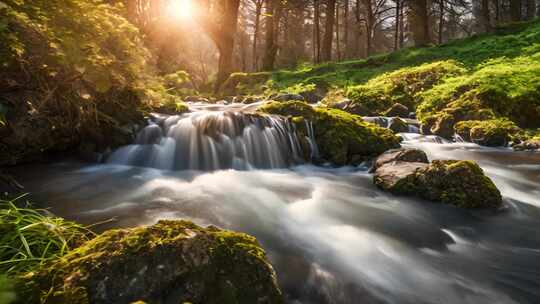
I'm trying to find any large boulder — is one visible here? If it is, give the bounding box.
[19,220,283,304]
[370,148,429,172]
[258,101,401,165]
[374,159,502,209]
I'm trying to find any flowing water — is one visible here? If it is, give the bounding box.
[12,104,540,304]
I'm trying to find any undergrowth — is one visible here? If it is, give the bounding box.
[0,195,93,275]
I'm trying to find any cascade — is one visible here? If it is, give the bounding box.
[107,110,313,171]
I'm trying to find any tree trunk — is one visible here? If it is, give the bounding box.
[215,37,235,92]
[438,0,444,44]
[399,1,405,48]
[344,0,349,58]
[526,0,536,19]
[481,0,492,32]
[262,0,282,70]
[394,0,401,50]
[314,0,322,63]
[409,0,430,47]
[362,0,374,56]
[336,1,341,61]
[510,0,522,21]
[322,0,336,62]
[494,0,500,24]
[197,0,241,93]
[252,0,263,71]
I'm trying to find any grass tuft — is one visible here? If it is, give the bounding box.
[0,195,93,275]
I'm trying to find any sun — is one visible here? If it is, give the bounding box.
[167,0,194,21]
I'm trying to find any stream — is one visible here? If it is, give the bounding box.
[13,104,540,304]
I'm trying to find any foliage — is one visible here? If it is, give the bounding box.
[0,195,92,275]
[0,0,189,165]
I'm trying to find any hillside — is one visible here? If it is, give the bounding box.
[224,20,540,146]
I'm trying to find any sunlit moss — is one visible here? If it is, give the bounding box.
[17,220,283,304]
[259,101,401,165]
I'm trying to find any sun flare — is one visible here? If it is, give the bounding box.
[167,0,194,21]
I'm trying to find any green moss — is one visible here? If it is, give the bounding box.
[418,55,540,130]
[345,60,466,115]
[17,220,283,304]
[455,119,522,146]
[419,160,501,208]
[379,160,502,208]
[259,101,401,165]
[220,72,272,96]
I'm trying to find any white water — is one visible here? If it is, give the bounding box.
[107,111,312,170]
[15,107,540,304]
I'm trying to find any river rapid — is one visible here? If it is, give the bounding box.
[14,104,540,304]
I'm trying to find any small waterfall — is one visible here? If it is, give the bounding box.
[305,120,320,159]
[107,111,311,171]
[399,133,451,144]
[363,116,421,134]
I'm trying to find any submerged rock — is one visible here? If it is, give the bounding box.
[19,220,283,304]
[370,148,429,172]
[374,158,502,209]
[258,101,401,165]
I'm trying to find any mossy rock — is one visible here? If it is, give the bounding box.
[346,60,466,116]
[388,117,409,133]
[383,103,410,118]
[419,97,496,138]
[220,72,272,96]
[17,220,283,304]
[374,160,502,209]
[258,101,401,165]
[370,148,429,172]
[454,119,521,146]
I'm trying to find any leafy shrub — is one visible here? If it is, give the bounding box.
[0,0,178,165]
